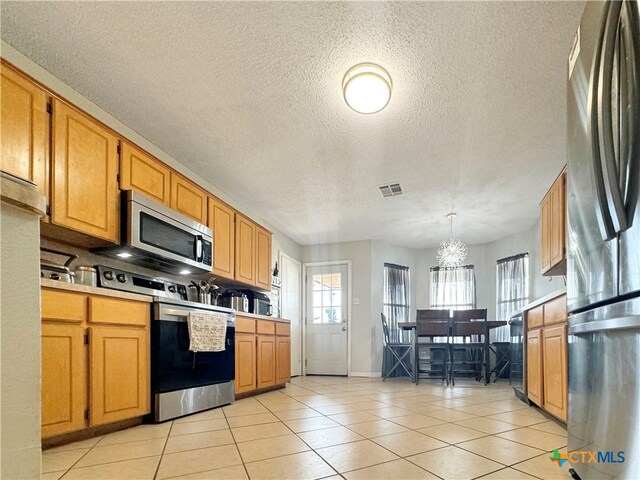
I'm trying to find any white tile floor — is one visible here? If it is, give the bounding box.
[42,377,572,479]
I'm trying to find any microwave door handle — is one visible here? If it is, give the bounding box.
[598,0,628,234]
[590,0,618,241]
[195,236,203,262]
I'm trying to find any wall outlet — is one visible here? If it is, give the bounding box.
[352,297,360,305]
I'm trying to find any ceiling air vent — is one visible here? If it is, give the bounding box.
[378,182,404,198]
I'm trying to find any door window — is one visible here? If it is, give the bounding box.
[312,273,343,324]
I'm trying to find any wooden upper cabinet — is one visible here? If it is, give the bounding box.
[208,196,235,280]
[541,169,566,276]
[170,174,208,224]
[543,324,568,421]
[550,174,566,267]
[89,326,149,425]
[51,99,119,243]
[120,142,171,206]
[527,328,543,406]
[255,225,272,291]
[41,322,86,437]
[235,214,256,285]
[1,64,48,197]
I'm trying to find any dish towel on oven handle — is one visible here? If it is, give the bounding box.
[187,311,228,352]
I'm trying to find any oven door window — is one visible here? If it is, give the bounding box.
[152,320,235,394]
[140,212,197,261]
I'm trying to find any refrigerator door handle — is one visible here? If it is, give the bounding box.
[621,1,640,227]
[590,0,618,241]
[598,0,628,234]
[569,315,640,334]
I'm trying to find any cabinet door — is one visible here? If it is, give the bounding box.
[526,328,543,406]
[275,336,291,385]
[41,322,86,437]
[235,334,256,395]
[1,64,48,196]
[208,196,235,280]
[543,324,567,421]
[541,195,551,273]
[256,335,276,389]
[170,174,208,224]
[120,142,171,206]
[235,214,256,285]
[550,174,566,268]
[52,99,119,243]
[89,326,149,425]
[255,225,272,291]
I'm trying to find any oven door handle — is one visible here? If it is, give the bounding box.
[156,304,235,323]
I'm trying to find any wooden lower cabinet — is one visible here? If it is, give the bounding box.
[526,328,543,407]
[41,322,86,438]
[234,316,290,396]
[235,333,257,394]
[276,336,291,385]
[256,335,276,389]
[89,326,149,426]
[41,288,150,438]
[542,324,568,421]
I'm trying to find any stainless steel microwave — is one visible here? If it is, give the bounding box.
[93,191,213,275]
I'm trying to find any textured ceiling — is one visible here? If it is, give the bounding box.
[1,1,585,248]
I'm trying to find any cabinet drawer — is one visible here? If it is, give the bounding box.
[527,305,544,329]
[41,289,87,322]
[256,320,275,335]
[236,316,256,333]
[88,297,149,327]
[544,295,567,326]
[275,322,290,336]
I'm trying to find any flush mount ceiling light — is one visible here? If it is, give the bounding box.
[437,213,468,268]
[342,63,392,114]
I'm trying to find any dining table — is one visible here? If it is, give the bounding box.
[398,320,508,385]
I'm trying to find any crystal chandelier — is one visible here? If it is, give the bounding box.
[437,213,468,268]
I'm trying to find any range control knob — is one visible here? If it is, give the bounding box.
[167,285,177,293]
[116,273,127,283]
[103,271,114,281]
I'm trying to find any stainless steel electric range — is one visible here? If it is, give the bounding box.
[96,266,235,422]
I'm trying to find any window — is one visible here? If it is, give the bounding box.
[383,263,410,343]
[495,253,529,341]
[430,265,476,311]
[311,273,343,324]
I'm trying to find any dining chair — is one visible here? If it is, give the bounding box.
[415,309,451,385]
[381,313,413,381]
[449,309,487,385]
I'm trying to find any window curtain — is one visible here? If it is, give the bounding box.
[495,253,529,342]
[382,263,411,344]
[430,265,476,311]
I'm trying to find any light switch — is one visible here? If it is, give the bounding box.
[352,297,360,305]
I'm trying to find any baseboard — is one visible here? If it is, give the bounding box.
[349,372,381,378]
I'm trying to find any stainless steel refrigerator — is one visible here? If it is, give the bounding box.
[567,1,639,479]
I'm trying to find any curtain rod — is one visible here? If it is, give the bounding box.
[496,252,529,264]
[384,262,409,270]
[430,264,474,271]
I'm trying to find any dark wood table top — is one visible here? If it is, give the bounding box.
[398,320,507,330]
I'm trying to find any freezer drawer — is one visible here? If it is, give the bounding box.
[568,298,640,479]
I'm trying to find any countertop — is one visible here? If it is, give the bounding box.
[235,311,291,324]
[512,287,567,316]
[41,278,154,303]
